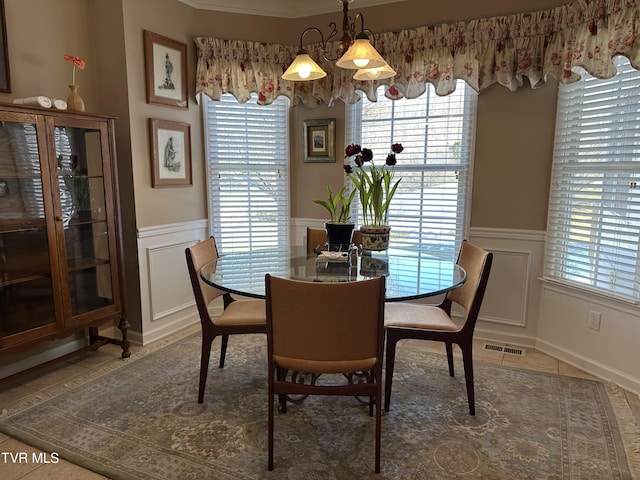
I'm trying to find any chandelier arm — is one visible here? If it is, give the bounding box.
[299,26,340,62]
[353,13,375,46]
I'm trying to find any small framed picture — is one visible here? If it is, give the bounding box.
[143,30,187,108]
[304,118,336,163]
[149,118,192,187]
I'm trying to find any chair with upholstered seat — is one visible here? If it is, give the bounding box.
[384,240,493,416]
[306,226,362,255]
[185,237,266,404]
[265,274,385,473]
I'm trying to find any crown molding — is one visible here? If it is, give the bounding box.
[177,0,405,18]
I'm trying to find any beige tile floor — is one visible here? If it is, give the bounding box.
[1,329,638,479]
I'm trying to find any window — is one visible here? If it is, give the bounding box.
[346,83,477,260]
[203,94,290,252]
[544,57,640,302]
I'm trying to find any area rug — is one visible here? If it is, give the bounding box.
[1,331,638,479]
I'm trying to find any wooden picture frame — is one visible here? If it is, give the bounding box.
[149,119,192,187]
[0,0,11,93]
[303,118,336,163]
[143,30,187,108]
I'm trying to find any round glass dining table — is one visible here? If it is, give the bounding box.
[200,246,466,302]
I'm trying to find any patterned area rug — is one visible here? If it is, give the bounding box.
[1,331,638,479]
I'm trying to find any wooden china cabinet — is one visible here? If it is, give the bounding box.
[0,103,129,369]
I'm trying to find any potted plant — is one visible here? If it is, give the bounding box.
[344,143,403,250]
[313,184,357,248]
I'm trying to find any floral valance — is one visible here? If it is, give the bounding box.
[195,0,640,106]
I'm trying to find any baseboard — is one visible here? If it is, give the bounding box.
[133,313,200,346]
[536,338,640,396]
[473,327,537,348]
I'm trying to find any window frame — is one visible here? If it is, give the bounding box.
[543,56,640,303]
[202,94,291,253]
[345,83,477,261]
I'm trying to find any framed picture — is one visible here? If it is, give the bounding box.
[149,118,192,187]
[143,30,187,108]
[303,118,336,163]
[0,0,11,93]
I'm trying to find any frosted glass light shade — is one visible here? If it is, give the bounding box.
[282,53,327,81]
[353,63,397,81]
[335,38,387,70]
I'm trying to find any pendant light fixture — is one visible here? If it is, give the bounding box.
[353,63,397,81]
[282,0,395,82]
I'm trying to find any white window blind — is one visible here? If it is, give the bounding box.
[544,57,640,301]
[203,94,290,252]
[346,83,477,260]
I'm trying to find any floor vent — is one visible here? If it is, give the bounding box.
[483,344,525,356]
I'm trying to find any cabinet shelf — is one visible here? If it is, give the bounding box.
[67,257,110,272]
[0,270,50,287]
[0,172,43,180]
[0,219,47,234]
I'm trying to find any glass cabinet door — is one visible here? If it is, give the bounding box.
[0,117,58,337]
[53,122,115,318]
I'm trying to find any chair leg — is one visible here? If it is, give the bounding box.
[384,333,399,412]
[375,390,381,474]
[198,334,214,404]
[277,367,287,414]
[460,341,475,416]
[445,342,455,377]
[268,376,274,470]
[219,334,229,368]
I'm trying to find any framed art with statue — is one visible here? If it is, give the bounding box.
[149,118,192,187]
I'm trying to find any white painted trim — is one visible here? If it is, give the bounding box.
[177,0,406,18]
[136,220,209,345]
[470,227,546,243]
[474,327,537,348]
[480,248,532,327]
[540,277,640,312]
[536,338,640,395]
[137,219,208,239]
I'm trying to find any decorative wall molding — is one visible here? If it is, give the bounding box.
[136,220,209,345]
[471,227,546,243]
[137,219,208,239]
[478,248,531,328]
[468,227,546,346]
[177,0,405,18]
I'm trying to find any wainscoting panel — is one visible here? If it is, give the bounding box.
[469,228,545,346]
[147,241,196,321]
[478,249,530,327]
[136,220,208,345]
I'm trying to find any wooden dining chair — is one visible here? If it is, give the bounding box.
[306,226,361,255]
[185,237,266,403]
[265,274,386,473]
[384,240,493,416]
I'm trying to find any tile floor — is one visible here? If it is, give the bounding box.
[1,328,639,479]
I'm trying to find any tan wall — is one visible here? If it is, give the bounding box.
[1,0,94,104]
[0,0,566,233]
[291,0,565,230]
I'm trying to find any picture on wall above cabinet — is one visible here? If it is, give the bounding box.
[303,118,336,163]
[0,0,11,93]
[143,30,187,108]
[149,118,192,187]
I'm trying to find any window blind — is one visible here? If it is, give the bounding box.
[544,57,640,301]
[346,83,477,261]
[203,94,290,252]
